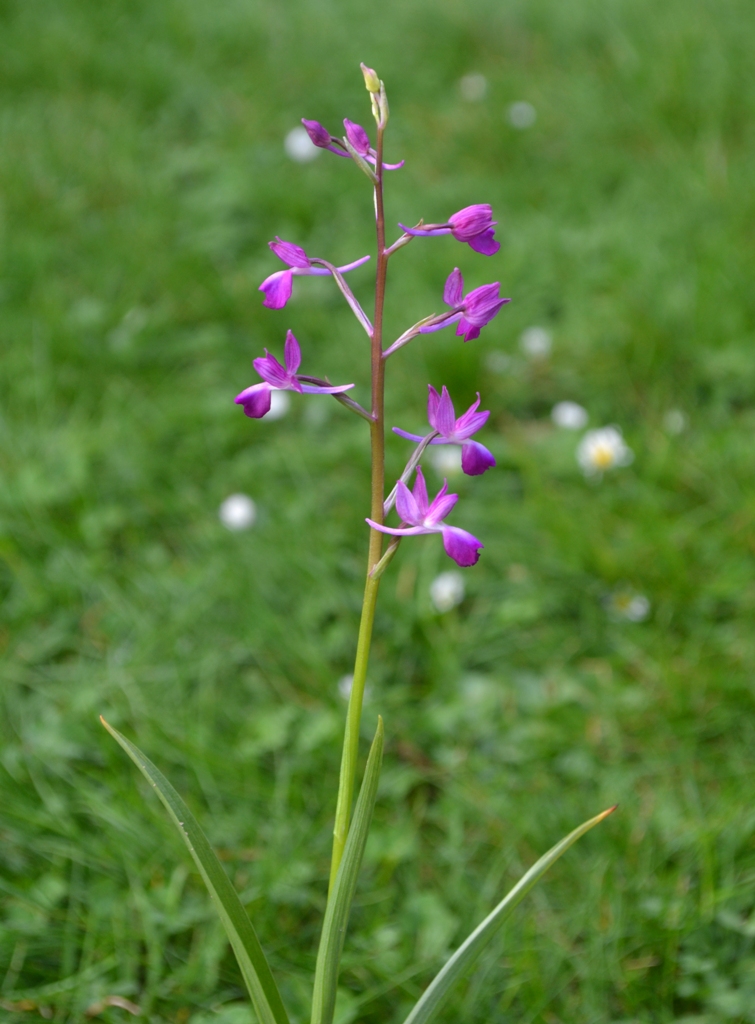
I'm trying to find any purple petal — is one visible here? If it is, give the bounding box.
[269,237,310,269]
[467,228,500,256]
[462,283,502,323]
[392,427,426,443]
[441,525,484,566]
[235,382,272,419]
[383,159,405,170]
[454,395,488,436]
[426,487,459,525]
[395,480,422,525]
[455,317,481,342]
[284,330,301,375]
[461,440,496,475]
[365,519,431,537]
[253,350,294,389]
[343,119,371,156]
[443,268,464,307]
[301,118,331,148]
[426,385,441,430]
[434,386,457,437]
[448,204,494,240]
[298,382,355,394]
[259,269,294,310]
[412,467,430,516]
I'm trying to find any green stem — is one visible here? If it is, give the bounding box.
[329,125,387,892]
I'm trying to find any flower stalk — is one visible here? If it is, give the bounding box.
[329,122,388,890]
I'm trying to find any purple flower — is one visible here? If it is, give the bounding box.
[259,237,370,310]
[393,385,496,476]
[398,203,500,255]
[235,330,354,419]
[366,467,483,567]
[421,268,510,342]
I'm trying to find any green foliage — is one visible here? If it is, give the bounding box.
[100,718,289,1024]
[312,719,383,1024]
[1,0,755,1021]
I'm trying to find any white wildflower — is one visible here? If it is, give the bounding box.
[284,126,320,163]
[577,426,633,476]
[520,326,551,358]
[219,494,257,531]
[266,389,291,420]
[429,446,463,476]
[430,571,466,613]
[664,409,687,435]
[508,101,537,128]
[485,350,511,374]
[552,401,588,430]
[608,590,650,622]
[459,73,487,102]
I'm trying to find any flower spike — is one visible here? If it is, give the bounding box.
[235,331,354,419]
[259,237,370,310]
[393,385,496,476]
[366,467,483,567]
[398,203,500,255]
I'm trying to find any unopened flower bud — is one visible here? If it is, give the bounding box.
[301,118,331,149]
[344,119,371,156]
[360,63,380,93]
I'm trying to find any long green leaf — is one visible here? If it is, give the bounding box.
[311,717,384,1024]
[100,717,289,1024]
[401,805,617,1024]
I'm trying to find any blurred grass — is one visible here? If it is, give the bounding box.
[1,0,754,1020]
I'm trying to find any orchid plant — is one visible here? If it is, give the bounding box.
[102,66,615,1024]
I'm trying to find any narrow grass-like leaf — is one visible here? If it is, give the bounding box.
[401,805,617,1024]
[311,717,384,1024]
[100,717,289,1024]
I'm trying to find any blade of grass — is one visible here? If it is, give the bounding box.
[401,805,617,1024]
[311,716,384,1024]
[100,716,289,1024]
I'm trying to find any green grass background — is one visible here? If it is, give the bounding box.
[1,0,754,1020]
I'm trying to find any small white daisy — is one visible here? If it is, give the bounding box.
[338,674,371,701]
[284,126,320,163]
[459,73,487,102]
[664,409,687,435]
[219,494,257,531]
[485,350,511,374]
[552,401,588,430]
[608,590,650,622]
[520,326,552,358]
[577,426,633,476]
[508,101,537,129]
[429,445,463,476]
[430,571,466,613]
